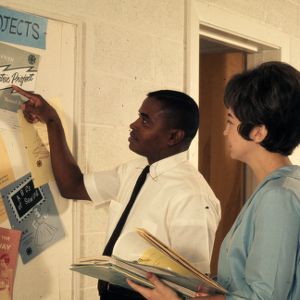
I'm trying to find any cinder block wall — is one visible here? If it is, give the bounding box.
[2,0,300,299]
[201,0,300,68]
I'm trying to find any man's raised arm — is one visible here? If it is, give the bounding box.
[12,85,90,200]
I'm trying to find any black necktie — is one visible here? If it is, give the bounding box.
[102,165,150,256]
[99,165,150,299]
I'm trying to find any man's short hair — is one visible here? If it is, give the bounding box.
[147,90,199,145]
[224,61,300,155]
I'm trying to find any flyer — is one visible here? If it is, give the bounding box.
[0,173,65,263]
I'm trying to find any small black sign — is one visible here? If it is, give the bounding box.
[10,179,43,219]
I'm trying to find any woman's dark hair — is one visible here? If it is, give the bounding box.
[224,61,300,155]
[147,90,199,145]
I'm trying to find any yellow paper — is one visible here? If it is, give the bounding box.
[0,134,15,223]
[18,111,53,188]
[0,196,8,224]
[18,97,70,188]
[138,247,194,277]
[0,133,15,189]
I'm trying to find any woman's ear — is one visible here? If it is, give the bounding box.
[250,125,268,143]
[168,129,185,146]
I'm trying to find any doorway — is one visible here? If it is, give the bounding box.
[198,35,281,274]
[199,39,246,274]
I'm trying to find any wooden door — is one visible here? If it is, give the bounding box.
[199,52,246,275]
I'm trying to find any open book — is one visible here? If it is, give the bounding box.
[71,228,227,298]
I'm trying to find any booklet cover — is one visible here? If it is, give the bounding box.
[0,227,21,300]
[0,42,40,114]
[0,173,65,263]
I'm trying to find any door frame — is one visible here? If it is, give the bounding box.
[185,0,290,168]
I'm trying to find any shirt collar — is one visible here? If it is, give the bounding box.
[257,165,300,189]
[245,165,300,208]
[148,151,188,179]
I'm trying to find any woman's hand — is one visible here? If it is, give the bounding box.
[127,273,226,300]
[127,273,182,300]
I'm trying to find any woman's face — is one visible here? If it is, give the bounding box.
[223,108,255,163]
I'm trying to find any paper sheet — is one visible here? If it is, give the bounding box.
[18,97,70,188]
[0,134,15,223]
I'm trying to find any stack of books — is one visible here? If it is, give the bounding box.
[71,228,227,299]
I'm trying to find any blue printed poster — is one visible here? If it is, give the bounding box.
[0,6,47,49]
[0,173,65,263]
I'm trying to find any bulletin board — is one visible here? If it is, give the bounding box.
[0,6,78,300]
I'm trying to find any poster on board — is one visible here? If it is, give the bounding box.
[0,173,65,263]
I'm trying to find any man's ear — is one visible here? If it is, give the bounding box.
[168,129,185,146]
[250,125,268,143]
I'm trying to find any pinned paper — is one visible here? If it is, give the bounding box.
[0,133,15,189]
[0,134,15,223]
[18,111,53,188]
[18,97,70,188]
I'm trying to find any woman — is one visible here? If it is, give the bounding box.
[128,61,300,300]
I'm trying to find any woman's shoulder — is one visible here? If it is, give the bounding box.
[254,176,300,216]
[265,165,300,195]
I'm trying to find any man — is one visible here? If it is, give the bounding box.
[13,86,221,300]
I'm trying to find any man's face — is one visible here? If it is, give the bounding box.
[129,97,172,164]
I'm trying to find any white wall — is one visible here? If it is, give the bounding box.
[1,0,300,299]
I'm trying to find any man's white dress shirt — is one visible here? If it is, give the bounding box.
[84,151,221,273]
